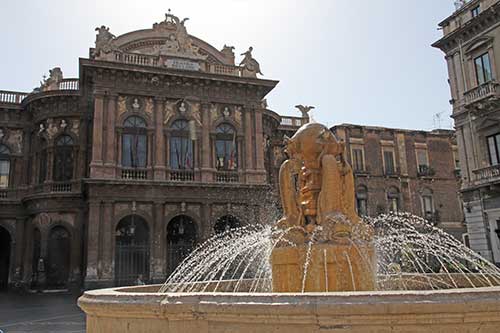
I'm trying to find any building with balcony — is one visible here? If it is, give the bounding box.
[331,124,465,239]
[0,12,312,290]
[433,0,500,265]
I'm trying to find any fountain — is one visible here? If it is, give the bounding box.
[78,123,500,332]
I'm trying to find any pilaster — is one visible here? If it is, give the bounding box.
[153,97,166,179]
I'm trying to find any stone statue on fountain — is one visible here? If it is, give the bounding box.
[272,121,376,292]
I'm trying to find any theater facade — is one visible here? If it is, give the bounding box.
[0,12,465,291]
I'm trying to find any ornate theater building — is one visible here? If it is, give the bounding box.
[0,12,464,291]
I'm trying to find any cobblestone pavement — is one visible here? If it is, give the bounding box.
[0,292,85,333]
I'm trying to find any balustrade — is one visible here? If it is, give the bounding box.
[169,170,194,182]
[280,116,305,128]
[121,168,148,180]
[473,164,500,184]
[58,79,79,90]
[0,90,28,104]
[215,171,239,183]
[464,81,499,105]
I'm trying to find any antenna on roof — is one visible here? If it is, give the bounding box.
[433,111,445,129]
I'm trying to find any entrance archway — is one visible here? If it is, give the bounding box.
[0,226,11,290]
[47,226,70,289]
[167,215,196,275]
[214,215,241,234]
[115,215,150,286]
[31,228,41,290]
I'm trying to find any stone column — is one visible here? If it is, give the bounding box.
[85,201,101,286]
[152,202,165,283]
[104,94,117,178]
[101,201,114,282]
[90,92,105,177]
[14,218,25,284]
[244,108,254,171]
[153,97,166,179]
[201,102,213,182]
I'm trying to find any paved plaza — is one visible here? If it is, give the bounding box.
[0,292,85,333]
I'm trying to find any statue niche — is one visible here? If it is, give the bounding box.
[272,122,376,292]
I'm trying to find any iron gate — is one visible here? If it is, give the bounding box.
[115,242,150,286]
[167,244,193,275]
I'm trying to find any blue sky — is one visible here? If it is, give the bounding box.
[0,0,456,130]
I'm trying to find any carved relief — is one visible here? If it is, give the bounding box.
[163,100,176,125]
[117,96,127,118]
[6,129,23,154]
[94,26,118,59]
[191,103,202,126]
[164,204,178,217]
[144,98,154,117]
[71,120,80,137]
[210,104,219,123]
[234,107,242,125]
[39,67,63,92]
[46,118,59,139]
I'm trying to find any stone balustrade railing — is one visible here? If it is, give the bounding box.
[58,78,79,90]
[464,81,499,105]
[0,90,29,104]
[280,116,306,128]
[473,164,500,184]
[215,171,239,183]
[121,168,148,180]
[101,50,242,77]
[168,169,195,182]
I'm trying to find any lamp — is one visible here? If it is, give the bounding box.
[178,220,184,235]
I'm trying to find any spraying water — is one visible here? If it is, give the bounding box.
[159,212,500,293]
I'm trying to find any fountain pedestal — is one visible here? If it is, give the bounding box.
[271,241,376,292]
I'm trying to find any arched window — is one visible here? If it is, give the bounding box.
[356,185,368,216]
[167,215,196,274]
[215,123,237,170]
[421,188,434,220]
[387,186,400,212]
[0,145,10,188]
[122,116,147,168]
[38,139,48,184]
[53,135,74,181]
[170,120,193,169]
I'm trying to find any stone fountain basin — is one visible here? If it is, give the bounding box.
[79,283,500,333]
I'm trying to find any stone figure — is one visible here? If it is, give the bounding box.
[178,101,187,114]
[272,121,376,292]
[94,25,116,58]
[40,67,63,91]
[60,119,68,130]
[277,122,361,238]
[295,105,315,119]
[132,98,140,111]
[38,123,45,135]
[46,118,58,139]
[239,47,263,77]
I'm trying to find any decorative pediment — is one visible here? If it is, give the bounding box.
[465,36,494,54]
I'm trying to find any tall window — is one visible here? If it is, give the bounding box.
[421,188,434,219]
[0,145,10,188]
[215,123,237,171]
[356,185,368,216]
[416,148,430,175]
[351,146,365,172]
[487,133,500,166]
[382,149,396,175]
[170,120,193,169]
[471,6,480,18]
[53,135,74,181]
[475,53,493,85]
[387,187,400,212]
[38,139,48,184]
[122,116,147,168]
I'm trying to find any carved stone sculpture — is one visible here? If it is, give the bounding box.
[272,122,375,292]
[239,47,263,78]
[94,25,117,58]
[40,67,63,91]
[294,105,315,119]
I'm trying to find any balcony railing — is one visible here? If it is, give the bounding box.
[169,170,194,182]
[121,168,148,180]
[464,81,499,106]
[114,52,159,67]
[58,78,79,90]
[215,171,239,183]
[473,164,500,184]
[280,116,306,128]
[51,181,73,193]
[0,90,28,104]
[0,189,8,199]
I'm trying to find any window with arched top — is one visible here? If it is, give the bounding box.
[38,139,48,184]
[215,123,237,170]
[170,120,193,170]
[0,144,10,188]
[356,185,368,216]
[387,186,400,212]
[53,135,74,181]
[122,116,147,168]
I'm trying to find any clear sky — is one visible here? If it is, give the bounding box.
[0,0,456,130]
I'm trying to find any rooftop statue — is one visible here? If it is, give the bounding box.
[239,47,263,78]
[40,67,63,92]
[295,104,315,119]
[94,25,117,59]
